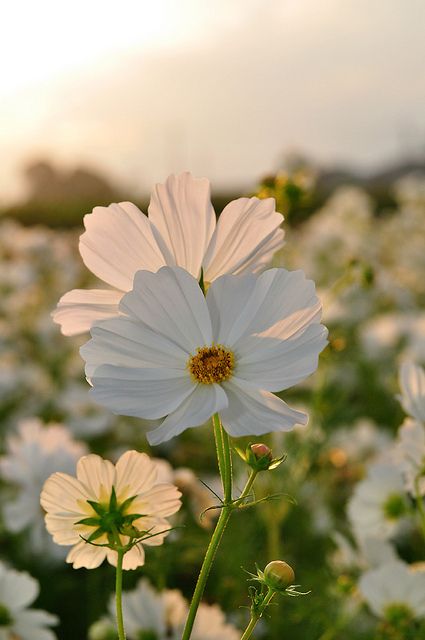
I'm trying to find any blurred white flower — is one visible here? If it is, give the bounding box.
[81,266,327,445]
[330,532,397,572]
[327,419,392,466]
[395,418,425,496]
[0,418,87,559]
[56,382,114,437]
[53,172,284,336]
[360,313,425,360]
[347,462,409,540]
[359,560,425,619]
[0,561,58,639]
[40,450,181,570]
[89,578,239,640]
[398,362,425,423]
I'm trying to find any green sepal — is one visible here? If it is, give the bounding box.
[75,517,101,527]
[87,500,106,516]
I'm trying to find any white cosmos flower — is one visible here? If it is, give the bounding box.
[395,418,425,496]
[53,172,284,336]
[0,418,87,559]
[89,578,239,640]
[347,462,410,541]
[0,561,58,640]
[359,560,425,619]
[40,450,181,570]
[398,362,425,423]
[81,266,328,445]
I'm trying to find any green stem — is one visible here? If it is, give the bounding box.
[234,470,258,507]
[115,549,126,640]
[181,414,233,640]
[414,476,425,542]
[240,588,275,640]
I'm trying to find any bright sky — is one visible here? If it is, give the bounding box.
[1,0,424,202]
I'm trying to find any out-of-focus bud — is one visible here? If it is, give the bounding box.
[236,442,286,472]
[263,560,295,592]
[88,619,117,640]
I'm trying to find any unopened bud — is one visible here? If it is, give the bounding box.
[247,443,273,471]
[250,443,272,460]
[264,560,295,592]
[88,619,117,640]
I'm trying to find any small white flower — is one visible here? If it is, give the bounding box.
[91,578,239,640]
[0,418,87,559]
[53,172,285,336]
[398,362,425,423]
[395,418,425,496]
[0,561,58,640]
[359,560,425,619]
[81,266,327,445]
[347,462,409,540]
[40,450,181,570]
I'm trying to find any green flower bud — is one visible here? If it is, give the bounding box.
[263,560,295,592]
[249,443,273,470]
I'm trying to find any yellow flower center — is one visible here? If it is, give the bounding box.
[188,345,235,384]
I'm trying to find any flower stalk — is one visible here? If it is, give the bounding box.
[115,548,126,640]
[240,587,275,640]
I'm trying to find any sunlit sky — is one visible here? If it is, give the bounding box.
[1,0,425,203]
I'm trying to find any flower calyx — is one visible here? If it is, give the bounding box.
[76,487,144,548]
[237,443,286,472]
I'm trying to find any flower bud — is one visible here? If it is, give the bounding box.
[263,560,295,592]
[247,443,273,470]
[88,619,117,640]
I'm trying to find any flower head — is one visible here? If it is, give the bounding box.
[40,450,181,569]
[0,561,58,639]
[89,578,239,640]
[81,266,327,445]
[347,462,409,540]
[359,561,425,620]
[0,418,87,559]
[53,172,284,336]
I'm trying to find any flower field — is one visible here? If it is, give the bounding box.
[0,173,425,640]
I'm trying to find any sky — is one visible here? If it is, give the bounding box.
[1,0,425,202]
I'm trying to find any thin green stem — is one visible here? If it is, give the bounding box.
[115,549,126,640]
[414,476,425,542]
[234,470,258,507]
[181,414,233,640]
[240,588,275,640]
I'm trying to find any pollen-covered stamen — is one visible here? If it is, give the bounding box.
[188,345,235,384]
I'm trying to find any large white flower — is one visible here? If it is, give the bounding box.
[0,418,87,559]
[395,418,425,496]
[89,578,239,640]
[40,450,181,570]
[81,266,327,445]
[53,172,284,336]
[359,560,425,619]
[347,462,410,540]
[0,561,58,640]
[398,362,425,423]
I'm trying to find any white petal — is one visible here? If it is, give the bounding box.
[119,266,213,352]
[44,514,81,545]
[40,472,88,515]
[106,544,145,570]
[81,316,188,379]
[220,379,307,437]
[12,610,58,640]
[80,202,166,290]
[0,567,38,610]
[115,451,159,498]
[133,485,182,518]
[148,172,216,278]
[146,384,228,445]
[52,288,123,336]
[76,454,115,499]
[66,540,107,569]
[207,268,321,346]
[399,362,425,422]
[90,366,195,419]
[203,197,284,280]
[235,324,328,391]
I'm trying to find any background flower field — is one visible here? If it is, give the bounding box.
[1,171,424,639]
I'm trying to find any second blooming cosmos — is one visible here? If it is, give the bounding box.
[81,266,328,445]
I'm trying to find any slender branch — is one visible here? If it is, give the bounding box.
[115,549,126,640]
[181,413,234,640]
[240,588,275,640]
